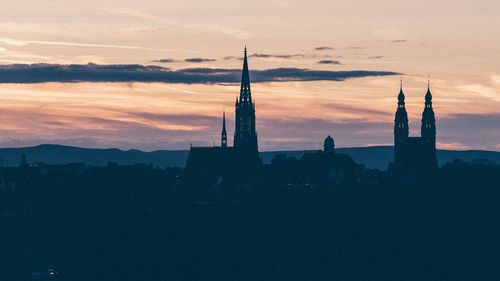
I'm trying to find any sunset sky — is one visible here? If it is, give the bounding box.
[0,0,498,151]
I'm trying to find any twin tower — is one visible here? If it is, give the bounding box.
[191,47,438,176]
[393,81,437,176]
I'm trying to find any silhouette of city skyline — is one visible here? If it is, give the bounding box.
[186,48,442,180]
[1,47,500,281]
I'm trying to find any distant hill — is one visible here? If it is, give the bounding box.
[0,144,499,170]
[0,144,189,168]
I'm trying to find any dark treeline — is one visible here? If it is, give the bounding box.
[1,160,500,281]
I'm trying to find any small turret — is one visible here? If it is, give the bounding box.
[323,135,335,154]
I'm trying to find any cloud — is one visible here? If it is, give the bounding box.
[315,47,334,51]
[438,113,500,149]
[224,53,333,61]
[152,59,180,63]
[184,58,217,63]
[249,53,306,59]
[0,37,178,52]
[368,56,384,59]
[317,60,341,65]
[125,112,220,128]
[100,7,252,40]
[390,39,408,43]
[153,58,218,63]
[457,83,500,101]
[248,53,331,60]
[0,63,399,84]
[222,56,243,61]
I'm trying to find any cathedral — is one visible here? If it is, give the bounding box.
[392,81,438,177]
[186,48,261,173]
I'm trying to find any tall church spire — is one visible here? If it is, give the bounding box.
[234,47,259,164]
[221,110,227,148]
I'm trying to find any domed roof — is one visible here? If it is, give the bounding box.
[324,135,334,145]
[323,135,335,154]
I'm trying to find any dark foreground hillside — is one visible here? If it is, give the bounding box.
[1,161,500,281]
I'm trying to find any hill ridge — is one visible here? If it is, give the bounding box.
[0,144,498,170]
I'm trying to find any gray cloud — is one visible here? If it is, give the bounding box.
[249,53,306,59]
[224,53,331,60]
[390,39,408,43]
[184,58,217,63]
[0,63,399,84]
[368,56,384,59]
[315,46,334,51]
[222,56,243,61]
[317,60,341,65]
[249,53,331,59]
[152,58,180,63]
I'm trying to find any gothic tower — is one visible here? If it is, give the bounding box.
[394,81,409,165]
[421,81,438,169]
[234,47,259,159]
[421,82,436,146]
[221,111,227,148]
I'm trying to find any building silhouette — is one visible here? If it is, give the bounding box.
[299,135,361,185]
[234,47,259,161]
[186,48,261,173]
[393,81,438,177]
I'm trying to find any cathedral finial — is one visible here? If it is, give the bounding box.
[398,79,405,103]
[426,76,432,102]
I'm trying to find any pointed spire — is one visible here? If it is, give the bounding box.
[240,47,252,103]
[425,78,432,103]
[398,79,405,104]
[399,78,404,93]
